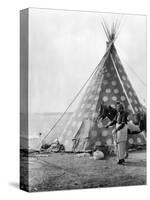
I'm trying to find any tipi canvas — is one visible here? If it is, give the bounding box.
[20,8,147,192]
[46,22,146,152]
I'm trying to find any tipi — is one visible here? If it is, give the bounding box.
[44,20,146,152]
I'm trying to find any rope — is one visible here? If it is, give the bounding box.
[115,49,146,108]
[117,49,146,87]
[38,61,101,147]
[38,39,115,147]
[122,59,146,87]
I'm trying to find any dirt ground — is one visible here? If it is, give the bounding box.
[20,150,146,192]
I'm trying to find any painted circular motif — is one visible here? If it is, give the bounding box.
[134,106,138,112]
[134,99,138,104]
[114,89,119,94]
[111,104,115,108]
[127,83,130,88]
[92,112,98,118]
[95,96,99,101]
[106,88,111,93]
[137,137,142,144]
[112,96,117,101]
[128,105,132,111]
[121,96,126,101]
[103,96,108,102]
[97,121,103,128]
[103,80,108,85]
[112,80,117,86]
[97,88,101,92]
[95,141,101,146]
[129,91,133,96]
[106,138,112,145]
[128,138,134,144]
[102,130,108,137]
[122,75,126,80]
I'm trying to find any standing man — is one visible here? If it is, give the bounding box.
[105,102,128,165]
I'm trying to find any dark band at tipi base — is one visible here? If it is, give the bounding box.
[39,19,146,154]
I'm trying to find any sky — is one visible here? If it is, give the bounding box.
[29,8,146,113]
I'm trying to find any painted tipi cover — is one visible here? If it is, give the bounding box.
[43,21,146,152]
[55,28,146,152]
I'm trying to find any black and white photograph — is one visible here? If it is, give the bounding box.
[20,8,146,192]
